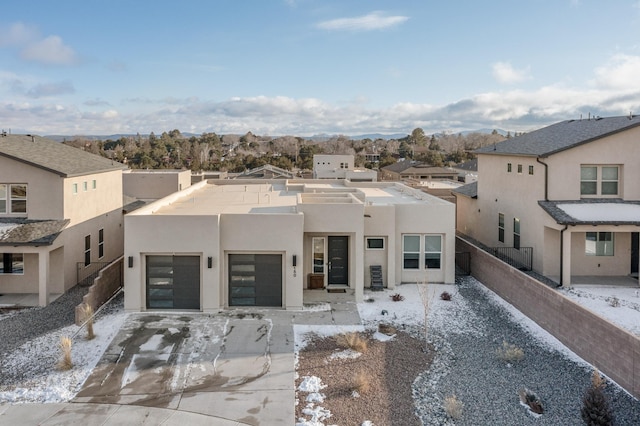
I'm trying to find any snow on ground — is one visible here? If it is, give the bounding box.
[0,308,126,403]
[559,285,640,336]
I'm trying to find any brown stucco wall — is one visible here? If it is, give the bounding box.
[75,257,123,325]
[457,236,640,399]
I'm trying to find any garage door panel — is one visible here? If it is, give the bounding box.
[229,254,282,307]
[147,255,200,310]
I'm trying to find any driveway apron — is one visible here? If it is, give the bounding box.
[74,313,295,426]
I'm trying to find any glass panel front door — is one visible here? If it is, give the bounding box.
[312,237,325,274]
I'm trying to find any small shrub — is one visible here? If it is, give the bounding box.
[336,332,368,353]
[496,340,525,363]
[440,291,452,301]
[444,394,463,420]
[519,388,543,414]
[378,323,397,336]
[81,304,95,340]
[607,297,619,308]
[581,369,614,426]
[57,336,73,370]
[351,371,371,394]
[390,293,404,302]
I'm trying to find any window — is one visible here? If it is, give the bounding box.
[0,184,27,214]
[0,253,24,274]
[92,180,97,190]
[0,184,5,213]
[581,165,619,196]
[529,165,534,175]
[403,234,443,270]
[517,164,523,174]
[424,235,442,269]
[73,183,78,194]
[366,237,384,250]
[83,181,88,191]
[513,218,521,250]
[98,229,104,259]
[586,232,614,256]
[84,235,91,266]
[507,163,512,173]
[498,213,505,243]
[403,235,420,269]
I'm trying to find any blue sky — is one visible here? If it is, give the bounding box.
[1,0,639,136]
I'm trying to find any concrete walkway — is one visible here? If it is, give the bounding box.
[0,300,361,425]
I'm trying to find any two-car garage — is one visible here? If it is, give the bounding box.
[145,254,283,310]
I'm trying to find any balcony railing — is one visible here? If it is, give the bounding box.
[490,247,533,271]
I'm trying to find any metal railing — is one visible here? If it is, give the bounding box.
[455,251,471,275]
[490,247,533,271]
[77,261,112,287]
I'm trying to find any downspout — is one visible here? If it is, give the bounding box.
[536,157,549,201]
[559,225,568,288]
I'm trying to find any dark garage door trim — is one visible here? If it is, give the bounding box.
[146,255,200,310]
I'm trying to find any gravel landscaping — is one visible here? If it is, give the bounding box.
[296,276,640,425]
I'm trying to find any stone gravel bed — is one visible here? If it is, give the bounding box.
[411,276,640,425]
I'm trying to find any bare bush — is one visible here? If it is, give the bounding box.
[80,304,95,340]
[440,291,452,301]
[444,394,464,419]
[519,388,543,414]
[496,340,525,363]
[390,293,405,302]
[581,369,614,425]
[352,371,371,394]
[336,332,368,353]
[56,336,73,370]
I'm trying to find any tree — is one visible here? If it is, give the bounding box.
[410,128,427,146]
[581,369,614,426]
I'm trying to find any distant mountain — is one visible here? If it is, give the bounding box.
[44,133,200,142]
[306,133,407,141]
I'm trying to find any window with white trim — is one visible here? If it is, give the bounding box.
[402,234,443,270]
[581,165,619,196]
[0,253,24,274]
[498,213,505,243]
[73,183,78,194]
[507,163,512,173]
[92,179,97,190]
[0,184,27,214]
[586,232,614,256]
[83,181,88,191]
[366,237,384,250]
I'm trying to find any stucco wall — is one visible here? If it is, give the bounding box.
[123,170,191,200]
[0,156,64,220]
[63,169,123,226]
[0,253,39,293]
[458,236,640,399]
[75,257,123,325]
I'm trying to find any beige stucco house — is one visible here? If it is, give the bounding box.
[313,154,377,181]
[454,115,640,286]
[124,179,455,312]
[123,169,192,202]
[0,134,127,305]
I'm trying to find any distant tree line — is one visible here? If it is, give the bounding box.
[62,128,508,172]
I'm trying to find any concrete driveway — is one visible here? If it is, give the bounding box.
[74,312,296,425]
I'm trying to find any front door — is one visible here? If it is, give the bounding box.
[328,236,348,285]
[632,233,639,276]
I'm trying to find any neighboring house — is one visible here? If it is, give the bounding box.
[123,169,192,202]
[454,115,640,286]
[124,179,455,312]
[313,155,377,181]
[234,164,295,179]
[380,160,458,182]
[0,134,127,305]
[450,158,478,183]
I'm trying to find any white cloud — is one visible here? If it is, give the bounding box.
[0,22,38,46]
[20,35,78,65]
[25,81,75,98]
[592,54,640,91]
[492,62,531,84]
[317,11,408,32]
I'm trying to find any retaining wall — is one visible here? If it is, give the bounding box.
[75,257,123,325]
[457,236,640,399]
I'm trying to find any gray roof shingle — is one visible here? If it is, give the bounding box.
[452,181,477,198]
[0,134,127,177]
[475,115,640,157]
[0,218,69,245]
[538,199,640,225]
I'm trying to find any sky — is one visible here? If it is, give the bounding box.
[1,0,639,137]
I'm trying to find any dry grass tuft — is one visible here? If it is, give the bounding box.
[57,336,73,370]
[496,340,525,363]
[519,388,544,414]
[336,332,368,353]
[351,370,371,394]
[444,394,464,420]
[81,304,95,340]
[378,322,397,336]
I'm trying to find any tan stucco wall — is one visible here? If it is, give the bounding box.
[0,253,39,293]
[63,170,123,226]
[313,155,354,179]
[0,156,64,220]
[569,228,632,276]
[123,170,191,200]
